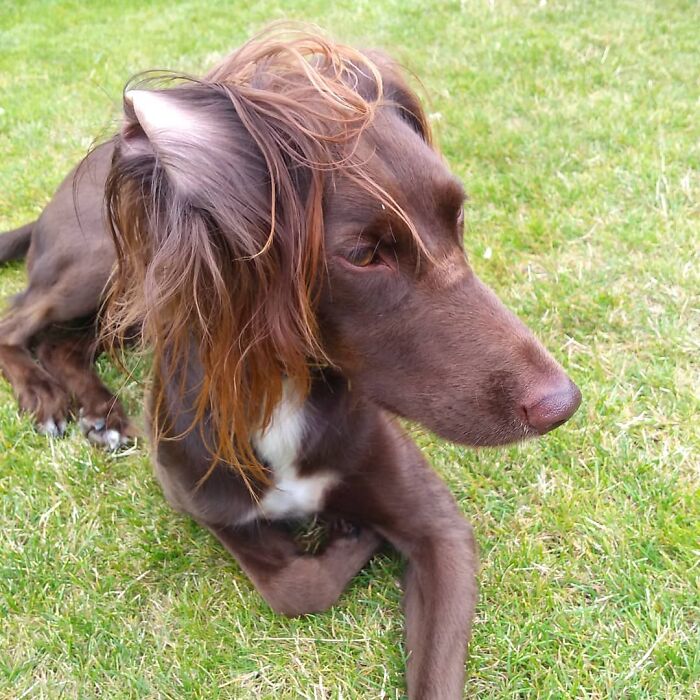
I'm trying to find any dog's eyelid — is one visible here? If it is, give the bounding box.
[450,205,465,248]
[344,222,399,251]
[348,238,381,264]
[342,235,400,270]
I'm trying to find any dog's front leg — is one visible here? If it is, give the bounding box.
[327,419,478,699]
[401,522,477,698]
[207,519,381,617]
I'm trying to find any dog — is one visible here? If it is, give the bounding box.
[0,27,581,698]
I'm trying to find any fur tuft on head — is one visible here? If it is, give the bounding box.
[102,23,432,488]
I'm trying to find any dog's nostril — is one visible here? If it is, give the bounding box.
[522,380,582,435]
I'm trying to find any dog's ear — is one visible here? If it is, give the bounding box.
[120,87,261,206]
[126,89,187,134]
[103,35,420,488]
[105,79,329,486]
[384,76,432,143]
[355,52,432,144]
[121,89,197,169]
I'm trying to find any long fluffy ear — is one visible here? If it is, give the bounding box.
[384,75,432,144]
[103,28,430,488]
[106,80,329,487]
[119,89,202,179]
[103,31,389,488]
[120,87,264,206]
[351,51,433,144]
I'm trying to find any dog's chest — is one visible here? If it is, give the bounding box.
[251,388,336,521]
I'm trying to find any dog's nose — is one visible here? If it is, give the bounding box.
[522,379,581,434]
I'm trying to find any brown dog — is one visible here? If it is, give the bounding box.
[0,28,580,698]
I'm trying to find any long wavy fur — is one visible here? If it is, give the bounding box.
[102,24,432,489]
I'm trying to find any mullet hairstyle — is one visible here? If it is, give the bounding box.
[102,24,433,490]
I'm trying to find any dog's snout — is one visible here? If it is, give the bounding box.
[521,378,581,435]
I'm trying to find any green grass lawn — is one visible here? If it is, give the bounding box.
[1,1,698,698]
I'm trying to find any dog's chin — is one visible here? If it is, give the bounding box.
[430,421,537,448]
[472,429,539,448]
[380,400,536,447]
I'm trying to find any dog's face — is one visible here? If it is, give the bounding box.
[319,109,581,446]
[107,39,579,475]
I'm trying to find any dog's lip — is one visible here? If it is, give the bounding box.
[534,417,567,434]
[373,397,539,447]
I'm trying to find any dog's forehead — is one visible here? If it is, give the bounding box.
[325,110,464,239]
[369,111,451,194]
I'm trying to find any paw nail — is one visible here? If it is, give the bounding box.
[105,429,122,450]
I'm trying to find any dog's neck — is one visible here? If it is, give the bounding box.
[154,355,372,525]
[241,370,357,523]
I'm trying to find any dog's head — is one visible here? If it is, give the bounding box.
[105,26,580,480]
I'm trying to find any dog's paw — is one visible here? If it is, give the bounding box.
[18,377,70,437]
[38,416,68,438]
[78,407,135,450]
[324,523,383,565]
[328,520,383,552]
[328,518,363,539]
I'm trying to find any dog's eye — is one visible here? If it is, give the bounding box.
[348,246,381,268]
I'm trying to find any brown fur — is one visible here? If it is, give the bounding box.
[0,26,581,698]
[104,32,434,486]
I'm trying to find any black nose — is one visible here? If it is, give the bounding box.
[522,379,582,434]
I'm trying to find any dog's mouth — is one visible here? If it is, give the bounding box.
[539,417,568,433]
[372,394,539,448]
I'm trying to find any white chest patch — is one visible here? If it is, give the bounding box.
[249,384,336,522]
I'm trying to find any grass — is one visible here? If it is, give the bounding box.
[1,0,698,697]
